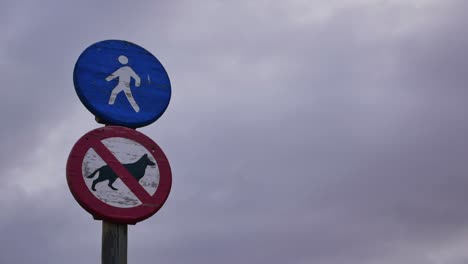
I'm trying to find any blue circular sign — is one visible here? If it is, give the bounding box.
[74,40,171,128]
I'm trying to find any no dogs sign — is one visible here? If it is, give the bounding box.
[66,126,172,224]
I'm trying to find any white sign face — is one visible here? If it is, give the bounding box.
[81,137,160,208]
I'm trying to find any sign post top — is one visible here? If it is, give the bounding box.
[73,40,171,128]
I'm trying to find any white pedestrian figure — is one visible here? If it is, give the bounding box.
[106,55,141,112]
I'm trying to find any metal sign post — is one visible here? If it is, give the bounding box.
[68,39,172,264]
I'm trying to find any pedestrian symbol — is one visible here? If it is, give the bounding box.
[106,55,142,112]
[73,40,171,128]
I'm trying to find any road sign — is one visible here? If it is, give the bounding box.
[73,40,171,128]
[66,126,172,224]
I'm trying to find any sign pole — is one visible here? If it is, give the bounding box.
[102,221,128,264]
[71,39,172,264]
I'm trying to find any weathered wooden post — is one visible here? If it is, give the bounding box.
[102,221,128,264]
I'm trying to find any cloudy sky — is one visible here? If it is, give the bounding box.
[1,0,468,263]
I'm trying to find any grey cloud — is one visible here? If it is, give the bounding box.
[1,1,468,264]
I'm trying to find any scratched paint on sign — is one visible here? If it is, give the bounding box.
[82,137,160,208]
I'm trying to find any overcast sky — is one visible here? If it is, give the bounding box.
[1,0,468,263]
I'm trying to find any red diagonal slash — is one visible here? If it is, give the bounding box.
[90,139,153,204]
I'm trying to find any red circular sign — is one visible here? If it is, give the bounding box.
[66,126,172,224]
